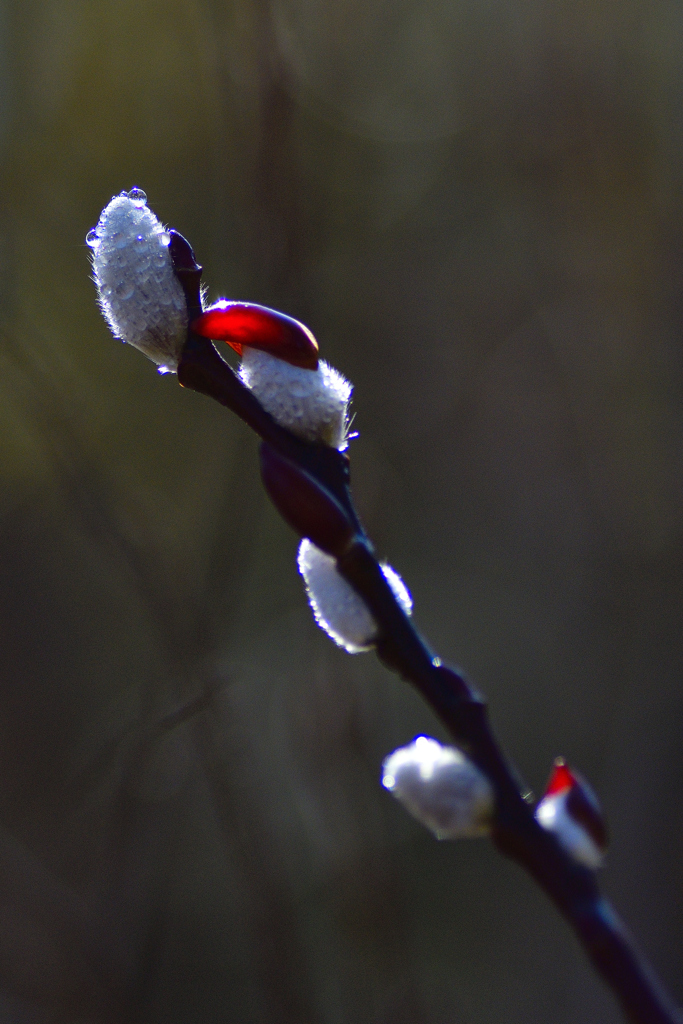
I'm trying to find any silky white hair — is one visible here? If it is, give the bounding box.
[297,538,411,653]
[88,189,188,370]
[382,736,494,839]
[240,348,352,449]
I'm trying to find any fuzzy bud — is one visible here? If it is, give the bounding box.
[382,736,494,839]
[240,349,352,450]
[87,189,188,370]
[190,299,351,448]
[535,759,608,870]
[297,538,411,653]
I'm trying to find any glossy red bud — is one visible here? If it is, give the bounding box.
[259,443,354,557]
[191,302,319,370]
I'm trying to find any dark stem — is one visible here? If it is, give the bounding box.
[170,233,682,1024]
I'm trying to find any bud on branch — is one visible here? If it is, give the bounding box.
[298,538,412,653]
[535,759,609,870]
[87,190,188,370]
[382,736,494,839]
[259,444,355,557]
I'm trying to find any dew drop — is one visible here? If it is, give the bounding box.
[160,231,170,246]
[128,187,147,205]
[157,365,172,375]
[85,228,98,247]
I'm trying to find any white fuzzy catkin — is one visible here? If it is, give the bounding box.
[382,736,494,839]
[535,791,604,870]
[297,538,412,653]
[87,189,188,370]
[240,348,352,450]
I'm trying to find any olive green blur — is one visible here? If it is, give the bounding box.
[0,1,680,1021]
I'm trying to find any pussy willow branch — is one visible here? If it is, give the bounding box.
[169,232,681,1024]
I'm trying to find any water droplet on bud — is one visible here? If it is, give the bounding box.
[128,187,147,205]
[86,228,98,247]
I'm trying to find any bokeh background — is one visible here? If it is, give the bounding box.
[0,0,681,1021]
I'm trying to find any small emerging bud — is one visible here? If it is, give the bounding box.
[87,189,188,371]
[382,736,494,839]
[297,538,411,653]
[535,759,608,870]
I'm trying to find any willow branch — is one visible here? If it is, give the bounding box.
[170,231,682,1024]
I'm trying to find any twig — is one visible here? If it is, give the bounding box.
[170,230,682,1024]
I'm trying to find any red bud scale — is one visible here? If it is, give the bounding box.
[191,301,319,370]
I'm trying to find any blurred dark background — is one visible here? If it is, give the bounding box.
[0,0,681,1021]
